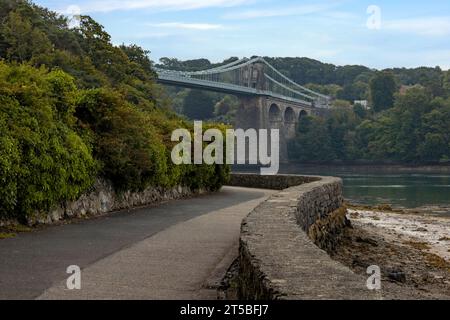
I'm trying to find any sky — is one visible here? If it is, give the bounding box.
[34,0,450,70]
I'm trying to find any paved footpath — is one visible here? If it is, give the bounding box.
[0,187,274,300]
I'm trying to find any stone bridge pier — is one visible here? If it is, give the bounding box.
[235,96,316,163]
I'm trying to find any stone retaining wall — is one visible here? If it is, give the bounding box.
[228,173,320,190]
[231,173,375,300]
[2,180,203,227]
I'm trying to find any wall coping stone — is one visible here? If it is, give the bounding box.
[230,173,377,300]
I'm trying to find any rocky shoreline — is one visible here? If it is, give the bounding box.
[331,204,450,299]
[219,202,450,300]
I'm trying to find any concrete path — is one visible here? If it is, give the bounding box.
[0,187,274,300]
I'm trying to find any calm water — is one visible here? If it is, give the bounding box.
[281,166,450,211]
[232,165,450,214]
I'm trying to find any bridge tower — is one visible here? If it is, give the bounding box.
[240,61,267,90]
[234,96,314,163]
[155,57,331,163]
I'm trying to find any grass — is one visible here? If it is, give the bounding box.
[0,224,32,240]
[0,232,17,239]
[8,224,32,233]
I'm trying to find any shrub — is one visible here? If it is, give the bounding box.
[0,118,20,217]
[0,62,98,220]
[75,89,230,192]
[0,0,230,221]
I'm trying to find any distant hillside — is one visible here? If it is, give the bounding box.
[156,56,447,102]
[156,56,450,165]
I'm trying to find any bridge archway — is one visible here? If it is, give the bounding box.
[298,110,308,121]
[284,107,296,139]
[269,103,282,124]
[284,107,296,124]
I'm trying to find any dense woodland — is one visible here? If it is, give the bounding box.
[157,55,450,164]
[0,0,228,221]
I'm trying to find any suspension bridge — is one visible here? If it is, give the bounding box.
[155,57,331,108]
[155,57,332,161]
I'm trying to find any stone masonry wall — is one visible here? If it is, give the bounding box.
[228,173,320,190]
[231,174,375,300]
[2,180,203,227]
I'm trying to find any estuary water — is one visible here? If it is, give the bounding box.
[281,165,450,213]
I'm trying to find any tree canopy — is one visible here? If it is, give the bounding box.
[289,87,450,164]
[0,0,229,221]
[369,72,397,112]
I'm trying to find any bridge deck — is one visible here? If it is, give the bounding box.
[157,75,313,107]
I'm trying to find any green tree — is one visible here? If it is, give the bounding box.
[214,95,239,123]
[1,10,52,63]
[421,68,445,98]
[0,117,20,216]
[289,116,335,162]
[417,98,450,162]
[0,0,231,222]
[332,99,352,109]
[336,81,368,102]
[355,87,433,162]
[305,83,342,98]
[183,90,215,120]
[76,15,129,83]
[158,57,212,71]
[443,70,450,97]
[0,62,98,220]
[353,103,367,119]
[369,71,397,112]
[120,44,153,72]
[326,109,361,160]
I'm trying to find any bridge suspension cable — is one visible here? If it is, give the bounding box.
[259,58,330,100]
[155,56,331,108]
[188,57,250,74]
[264,74,315,100]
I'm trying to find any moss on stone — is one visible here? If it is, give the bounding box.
[308,206,350,253]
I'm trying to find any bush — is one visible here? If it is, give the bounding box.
[0,1,230,222]
[75,88,230,192]
[0,118,20,217]
[76,88,168,191]
[0,63,229,221]
[0,62,98,220]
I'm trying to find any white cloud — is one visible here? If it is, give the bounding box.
[148,22,223,30]
[74,0,250,13]
[222,3,339,19]
[65,5,81,15]
[383,17,450,37]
